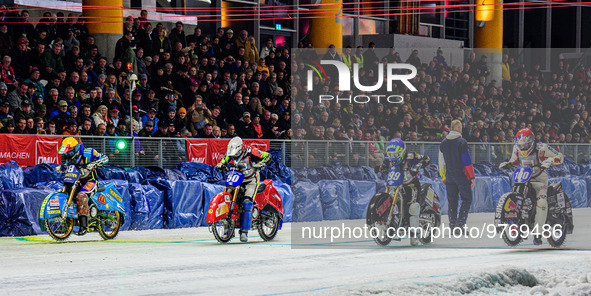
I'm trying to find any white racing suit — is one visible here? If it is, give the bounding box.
[218,147,272,236]
[506,143,564,230]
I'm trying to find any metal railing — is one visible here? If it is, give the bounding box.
[33,135,591,168]
[288,140,591,168]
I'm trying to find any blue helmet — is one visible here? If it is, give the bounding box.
[385,138,406,165]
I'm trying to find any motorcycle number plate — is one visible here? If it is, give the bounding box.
[387,166,403,187]
[226,171,245,186]
[217,204,229,217]
[513,168,533,183]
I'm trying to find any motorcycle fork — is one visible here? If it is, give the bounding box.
[62,184,78,219]
[228,186,241,223]
[385,186,402,227]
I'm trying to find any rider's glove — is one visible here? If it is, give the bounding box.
[215,163,225,171]
[410,164,421,175]
[86,163,96,170]
[499,162,510,169]
[253,162,265,170]
[541,159,553,169]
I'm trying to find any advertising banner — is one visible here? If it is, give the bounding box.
[186,139,270,165]
[0,135,62,167]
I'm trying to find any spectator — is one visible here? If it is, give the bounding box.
[6,79,28,112]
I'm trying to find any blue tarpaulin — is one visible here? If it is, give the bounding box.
[147,178,203,229]
[273,180,292,222]
[329,162,352,179]
[125,168,144,184]
[33,181,63,191]
[318,180,351,220]
[97,166,129,181]
[128,183,164,230]
[23,163,61,187]
[176,162,223,184]
[0,187,53,236]
[490,176,512,208]
[349,180,376,219]
[550,176,588,209]
[470,177,494,213]
[0,161,24,190]
[292,181,323,222]
[164,169,187,181]
[264,149,292,184]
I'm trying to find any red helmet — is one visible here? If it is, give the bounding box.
[515,128,535,157]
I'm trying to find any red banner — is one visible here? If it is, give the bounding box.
[0,135,63,167]
[186,139,270,166]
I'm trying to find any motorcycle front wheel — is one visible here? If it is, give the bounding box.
[212,218,236,243]
[98,210,123,240]
[257,211,280,241]
[502,222,523,247]
[45,216,74,241]
[366,193,401,246]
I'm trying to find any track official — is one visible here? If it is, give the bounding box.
[438,120,475,230]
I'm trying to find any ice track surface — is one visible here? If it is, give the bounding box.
[2,210,591,296]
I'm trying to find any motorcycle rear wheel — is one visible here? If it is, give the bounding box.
[502,223,523,247]
[213,218,235,243]
[257,212,280,241]
[45,217,74,241]
[418,213,440,245]
[98,211,123,240]
[546,215,568,248]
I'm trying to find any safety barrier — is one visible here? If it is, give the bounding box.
[291,160,591,222]
[0,158,293,236]
[1,134,590,169]
[2,149,591,235]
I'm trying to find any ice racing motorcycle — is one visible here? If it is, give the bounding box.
[366,165,442,246]
[206,165,283,243]
[495,165,574,247]
[39,165,125,241]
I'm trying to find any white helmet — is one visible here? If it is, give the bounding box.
[227,136,244,157]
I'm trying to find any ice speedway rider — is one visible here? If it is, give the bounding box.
[383,138,430,245]
[215,136,272,242]
[58,137,109,235]
[499,128,564,245]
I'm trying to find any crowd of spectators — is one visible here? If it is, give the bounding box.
[289,46,591,148]
[1,6,590,166]
[0,8,293,147]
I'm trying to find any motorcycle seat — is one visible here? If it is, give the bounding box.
[256,183,267,194]
[97,187,106,192]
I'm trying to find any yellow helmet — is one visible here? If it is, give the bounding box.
[58,137,83,164]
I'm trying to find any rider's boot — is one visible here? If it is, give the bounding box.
[533,235,543,245]
[78,215,88,235]
[240,200,254,243]
[240,231,248,242]
[409,202,420,246]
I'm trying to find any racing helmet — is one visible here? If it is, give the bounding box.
[515,128,535,157]
[227,136,244,158]
[59,137,83,164]
[385,138,407,165]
